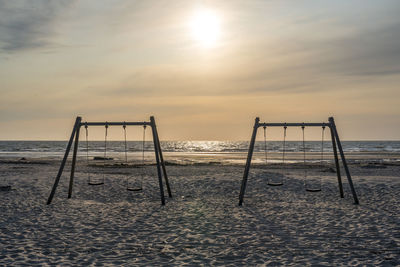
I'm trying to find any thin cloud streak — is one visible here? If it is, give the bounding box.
[0,0,75,52]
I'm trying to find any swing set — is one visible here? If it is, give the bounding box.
[47,116,172,205]
[239,117,359,206]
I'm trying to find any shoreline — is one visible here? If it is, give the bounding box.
[1,151,399,166]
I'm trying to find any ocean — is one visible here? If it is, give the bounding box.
[1,140,399,163]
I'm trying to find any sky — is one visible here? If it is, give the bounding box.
[0,0,399,141]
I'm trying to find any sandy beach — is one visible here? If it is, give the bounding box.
[0,152,399,266]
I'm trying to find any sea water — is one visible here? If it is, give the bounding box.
[0,140,399,161]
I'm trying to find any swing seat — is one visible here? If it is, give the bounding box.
[306,188,321,192]
[267,182,283,186]
[0,185,11,191]
[127,187,143,192]
[88,181,104,186]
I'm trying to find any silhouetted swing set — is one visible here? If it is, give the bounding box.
[239,117,359,206]
[47,116,172,205]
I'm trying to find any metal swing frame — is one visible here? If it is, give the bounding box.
[239,117,359,206]
[47,116,172,205]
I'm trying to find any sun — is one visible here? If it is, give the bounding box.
[189,9,221,47]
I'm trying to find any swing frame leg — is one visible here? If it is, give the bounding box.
[47,116,81,205]
[150,116,166,205]
[239,117,259,206]
[329,125,344,198]
[329,117,359,204]
[68,123,81,199]
[153,120,172,198]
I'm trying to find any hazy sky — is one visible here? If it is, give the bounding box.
[1,0,399,140]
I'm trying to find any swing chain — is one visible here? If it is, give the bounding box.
[104,122,108,158]
[263,126,267,164]
[321,126,325,162]
[302,125,307,183]
[85,123,89,156]
[301,125,306,156]
[85,123,90,183]
[123,122,128,164]
[103,122,108,183]
[142,125,146,166]
[282,125,287,164]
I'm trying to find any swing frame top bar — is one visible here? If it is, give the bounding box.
[258,122,330,127]
[80,121,151,126]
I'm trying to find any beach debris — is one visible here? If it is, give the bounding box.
[93,156,113,161]
[0,185,11,191]
[361,163,387,169]
[322,167,336,173]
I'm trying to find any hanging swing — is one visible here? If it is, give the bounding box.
[303,125,323,192]
[126,125,147,192]
[87,123,106,186]
[265,125,285,186]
